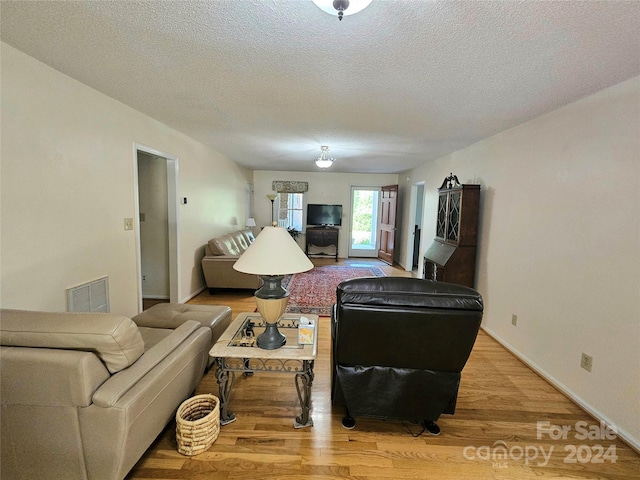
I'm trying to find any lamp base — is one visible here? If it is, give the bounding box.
[254,295,289,350]
[256,322,286,350]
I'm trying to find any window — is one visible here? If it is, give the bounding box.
[277,193,304,231]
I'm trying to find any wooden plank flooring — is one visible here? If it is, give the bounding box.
[127,259,639,479]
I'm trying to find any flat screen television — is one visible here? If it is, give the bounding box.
[307,204,342,226]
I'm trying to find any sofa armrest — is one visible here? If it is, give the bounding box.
[203,254,240,262]
[79,326,211,480]
[92,321,208,407]
[202,255,261,289]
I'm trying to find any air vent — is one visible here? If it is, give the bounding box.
[67,276,110,313]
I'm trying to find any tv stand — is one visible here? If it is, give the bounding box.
[305,227,338,261]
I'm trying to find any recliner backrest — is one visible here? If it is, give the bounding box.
[333,277,483,372]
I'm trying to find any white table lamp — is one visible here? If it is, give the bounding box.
[233,226,313,349]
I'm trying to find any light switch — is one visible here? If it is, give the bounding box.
[124,218,134,230]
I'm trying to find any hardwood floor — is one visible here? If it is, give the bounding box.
[127,259,639,479]
[142,298,170,311]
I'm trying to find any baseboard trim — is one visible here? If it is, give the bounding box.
[182,286,206,304]
[480,325,640,454]
[142,295,170,300]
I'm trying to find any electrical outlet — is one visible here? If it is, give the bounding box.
[142,275,146,282]
[581,353,593,372]
[511,314,518,326]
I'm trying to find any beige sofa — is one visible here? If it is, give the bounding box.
[201,228,261,292]
[0,304,231,480]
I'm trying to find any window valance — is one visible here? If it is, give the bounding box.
[272,181,308,193]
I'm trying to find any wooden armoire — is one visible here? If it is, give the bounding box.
[423,174,480,288]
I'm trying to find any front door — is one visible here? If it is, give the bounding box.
[348,187,380,258]
[378,184,398,265]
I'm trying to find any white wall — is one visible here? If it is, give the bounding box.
[401,77,640,449]
[252,171,399,258]
[0,43,252,317]
[3,39,637,448]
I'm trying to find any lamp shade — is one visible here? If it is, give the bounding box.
[245,217,256,227]
[233,226,313,276]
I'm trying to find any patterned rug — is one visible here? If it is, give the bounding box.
[282,265,385,316]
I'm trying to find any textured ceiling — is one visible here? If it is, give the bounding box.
[2,0,639,174]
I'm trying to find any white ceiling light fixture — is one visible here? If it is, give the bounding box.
[312,0,373,21]
[315,146,335,169]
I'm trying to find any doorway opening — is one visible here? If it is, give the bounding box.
[348,187,380,258]
[405,182,425,274]
[134,144,180,312]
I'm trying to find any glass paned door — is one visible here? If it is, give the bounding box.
[349,187,380,257]
[446,191,461,242]
[436,193,447,239]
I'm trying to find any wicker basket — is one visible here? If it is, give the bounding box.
[175,394,220,456]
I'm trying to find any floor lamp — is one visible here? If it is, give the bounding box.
[266,193,277,225]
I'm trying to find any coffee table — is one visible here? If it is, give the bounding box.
[209,312,319,428]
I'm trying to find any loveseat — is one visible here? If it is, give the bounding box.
[201,228,261,292]
[331,277,483,431]
[0,304,231,480]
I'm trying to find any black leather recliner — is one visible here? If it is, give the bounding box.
[331,277,483,431]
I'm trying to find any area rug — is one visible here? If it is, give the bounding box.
[282,265,385,316]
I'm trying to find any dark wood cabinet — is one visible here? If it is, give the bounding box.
[424,179,480,288]
[305,227,339,261]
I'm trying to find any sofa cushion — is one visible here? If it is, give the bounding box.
[232,230,250,251]
[242,229,256,244]
[0,309,144,373]
[137,327,174,351]
[206,229,255,256]
[207,238,225,256]
[232,229,255,252]
[208,234,241,256]
[133,303,232,351]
